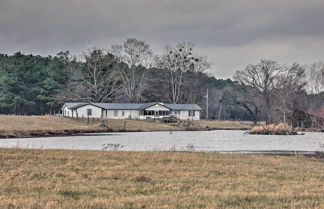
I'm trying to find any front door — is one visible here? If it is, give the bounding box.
[155,111,159,118]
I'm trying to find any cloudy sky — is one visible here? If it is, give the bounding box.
[1,0,324,78]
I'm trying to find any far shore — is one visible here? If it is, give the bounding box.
[0,115,253,138]
[0,115,322,139]
[0,127,251,139]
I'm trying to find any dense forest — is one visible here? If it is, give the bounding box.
[0,38,323,124]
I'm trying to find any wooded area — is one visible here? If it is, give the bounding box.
[0,38,323,124]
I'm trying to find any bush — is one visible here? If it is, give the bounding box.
[250,123,298,135]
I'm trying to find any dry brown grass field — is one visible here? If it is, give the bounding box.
[0,115,252,138]
[0,115,177,137]
[0,115,98,131]
[1,149,324,209]
[0,115,104,138]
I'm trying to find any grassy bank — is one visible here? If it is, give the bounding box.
[0,115,105,138]
[0,115,253,138]
[1,149,324,209]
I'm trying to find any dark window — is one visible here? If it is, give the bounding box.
[144,110,154,116]
[189,110,195,117]
[87,108,92,116]
[158,111,170,116]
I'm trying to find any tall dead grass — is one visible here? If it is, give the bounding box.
[250,123,297,135]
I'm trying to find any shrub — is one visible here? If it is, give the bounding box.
[250,123,298,135]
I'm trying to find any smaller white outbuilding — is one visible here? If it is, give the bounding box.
[61,102,202,120]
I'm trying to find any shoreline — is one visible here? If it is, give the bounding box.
[0,115,322,139]
[1,127,323,139]
[0,127,250,139]
[0,147,323,158]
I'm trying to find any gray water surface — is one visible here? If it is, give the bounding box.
[1,130,324,153]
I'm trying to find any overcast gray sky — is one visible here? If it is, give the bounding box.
[1,0,324,78]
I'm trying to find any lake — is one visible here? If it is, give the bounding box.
[1,130,324,153]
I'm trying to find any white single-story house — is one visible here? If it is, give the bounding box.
[61,102,202,120]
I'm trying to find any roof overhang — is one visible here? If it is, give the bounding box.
[142,102,171,111]
[70,103,104,110]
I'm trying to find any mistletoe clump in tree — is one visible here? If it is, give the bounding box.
[159,42,208,104]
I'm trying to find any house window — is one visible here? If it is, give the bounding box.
[114,110,118,117]
[144,110,154,116]
[158,111,170,116]
[122,111,125,116]
[87,108,92,116]
[189,110,195,117]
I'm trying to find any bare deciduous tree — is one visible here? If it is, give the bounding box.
[223,85,263,124]
[307,61,324,95]
[63,48,122,102]
[274,63,306,124]
[305,61,324,127]
[234,59,285,124]
[158,42,206,104]
[110,38,155,102]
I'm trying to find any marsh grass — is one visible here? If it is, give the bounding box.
[1,148,324,208]
[250,123,298,135]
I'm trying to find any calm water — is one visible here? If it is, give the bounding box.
[1,130,324,153]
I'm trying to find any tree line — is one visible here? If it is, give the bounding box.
[0,38,323,124]
[225,60,324,124]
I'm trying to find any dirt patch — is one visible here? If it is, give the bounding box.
[133,176,152,183]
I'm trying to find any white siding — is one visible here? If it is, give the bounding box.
[62,103,201,120]
[75,104,103,118]
[129,110,140,119]
[177,110,200,120]
[195,111,200,120]
[62,106,72,117]
[179,110,189,120]
[104,110,140,119]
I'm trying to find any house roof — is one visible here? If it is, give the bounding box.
[164,104,202,111]
[93,103,153,110]
[63,103,87,109]
[64,102,202,111]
